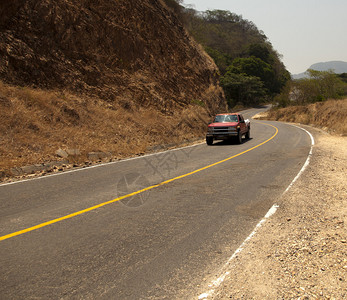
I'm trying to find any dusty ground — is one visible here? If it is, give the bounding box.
[211,127,346,299]
[0,81,214,180]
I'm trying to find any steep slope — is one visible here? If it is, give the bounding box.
[0,0,226,177]
[0,0,225,112]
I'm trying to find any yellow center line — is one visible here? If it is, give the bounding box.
[0,122,278,242]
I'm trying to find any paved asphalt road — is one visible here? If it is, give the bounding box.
[0,107,312,299]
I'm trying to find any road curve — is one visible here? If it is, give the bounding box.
[0,107,312,299]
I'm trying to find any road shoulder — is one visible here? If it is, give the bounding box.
[212,127,347,299]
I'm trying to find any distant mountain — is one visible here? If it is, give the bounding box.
[292,61,347,79]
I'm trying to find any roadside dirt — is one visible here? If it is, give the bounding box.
[212,127,347,299]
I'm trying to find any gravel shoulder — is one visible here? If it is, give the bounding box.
[212,126,347,299]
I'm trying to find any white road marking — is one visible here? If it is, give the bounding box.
[0,142,205,187]
[198,124,315,299]
[198,204,279,300]
[283,125,315,194]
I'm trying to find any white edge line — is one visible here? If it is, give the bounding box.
[198,204,279,300]
[198,124,314,300]
[283,125,314,194]
[0,141,205,187]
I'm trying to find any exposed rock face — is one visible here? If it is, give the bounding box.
[0,0,226,113]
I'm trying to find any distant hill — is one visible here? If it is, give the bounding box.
[175,7,290,106]
[292,61,347,79]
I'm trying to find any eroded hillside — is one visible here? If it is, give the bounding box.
[0,0,226,178]
[0,0,225,111]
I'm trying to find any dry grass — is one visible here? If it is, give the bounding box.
[0,81,210,175]
[261,99,347,136]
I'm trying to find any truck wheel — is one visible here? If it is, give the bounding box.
[245,128,250,139]
[236,131,243,144]
[206,137,213,145]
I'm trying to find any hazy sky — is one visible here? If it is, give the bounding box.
[183,0,347,74]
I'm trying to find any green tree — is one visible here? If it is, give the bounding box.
[227,56,275,93]
[169,7,291,107]
[295,69,346,103]
[248,43,272,64]
[221,72,266,107]
[204,46,233,74]
[338,73,347,83]
[203,10,241,23]
[246,44,291,94]
[274,70,347,108]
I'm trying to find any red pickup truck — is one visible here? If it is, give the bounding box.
[206,113,250,145]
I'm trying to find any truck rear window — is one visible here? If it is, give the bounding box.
[214,115,238,123]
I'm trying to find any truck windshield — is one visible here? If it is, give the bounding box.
[214,115,238,123]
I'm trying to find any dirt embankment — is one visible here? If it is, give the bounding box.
[0,0,227,179]
[259,99,347,136]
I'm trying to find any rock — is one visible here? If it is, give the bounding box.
[87,152,112,161]
[10,167,23,176]
[56,149,68,158]
[87,152,99,161]
[44,160,69,169]
[9,160,72,177]
[66,149,81,156]
[21,165,43,174]
[147,145,165,152]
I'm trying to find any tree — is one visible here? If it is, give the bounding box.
[248,43,271,64]
[274,69,347,108]
[227,56,275,93]
[204,46,232,74]
[298,69,346,103]
[175,8,291,107]
[221,72,266,107]
[203,10,241,23]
